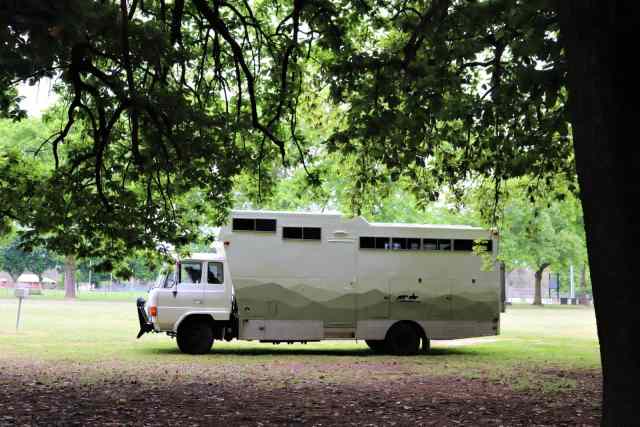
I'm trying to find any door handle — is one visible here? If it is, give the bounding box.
[445,295,452,301]
[194,299,202,304]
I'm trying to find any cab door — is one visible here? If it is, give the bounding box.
[202,261,230,316]
[157,260,204,328]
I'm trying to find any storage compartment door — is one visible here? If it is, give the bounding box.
[322,238,357,334]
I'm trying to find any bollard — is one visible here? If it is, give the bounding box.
[14,288,29,331]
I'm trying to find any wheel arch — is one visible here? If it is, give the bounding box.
[175,312,216,332]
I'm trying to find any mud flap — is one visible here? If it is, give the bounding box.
[136,297,153,338]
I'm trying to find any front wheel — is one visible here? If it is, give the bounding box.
[177,319,214,354]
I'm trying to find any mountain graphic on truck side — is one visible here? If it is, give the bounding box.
[233,281,497,321]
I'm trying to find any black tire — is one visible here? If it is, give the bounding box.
[385,322,421,355]
[421,336,431,354]
[177,319,214,355]
[365,339,386,353]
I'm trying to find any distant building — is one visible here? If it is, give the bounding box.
[16,273,44,295]
[0,271,14,288]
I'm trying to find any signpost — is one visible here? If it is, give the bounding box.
[569,264,575,300]
[15,287,29,331]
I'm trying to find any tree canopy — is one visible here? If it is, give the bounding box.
[0,0,576,259]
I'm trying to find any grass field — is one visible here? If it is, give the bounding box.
[0,299,601,425]
[0,287,147,302]
[0,298,600,375]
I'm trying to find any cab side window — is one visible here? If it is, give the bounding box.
[207,262,224,284]
[180,262,202,284]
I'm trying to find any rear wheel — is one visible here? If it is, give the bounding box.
[385,322,421,355]
[177,319,214,354]
[365,340,386,353]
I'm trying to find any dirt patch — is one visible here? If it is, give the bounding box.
[0,359,600,426]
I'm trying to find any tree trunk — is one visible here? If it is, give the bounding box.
[532,263,549,306]
[559,2,639,425]
[64,255,76,299]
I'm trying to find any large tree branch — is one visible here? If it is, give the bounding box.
[402,0,451,69]
[192,0,287,161]
[120,0,143,169]
[268,0,304,129]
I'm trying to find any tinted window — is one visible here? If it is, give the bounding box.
[453,239,474,251]
[282,227,303,239]
[207,262,224,284]
[303,227,322,240]
[233,218,277,232]
[232,218,255,231]
[423,239,451,250]
[375,237,390,249]
[283,227,321,240]
[360,236,376,249]
[407,238,421,250]
[391,238,407,250]
[438,239,452,251]
[255,219,277,232]
[180,262,202,283]
[423,239,439,250]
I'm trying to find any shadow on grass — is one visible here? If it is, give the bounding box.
[137,344,473,358]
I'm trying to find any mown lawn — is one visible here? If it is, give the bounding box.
[0,298,599,379]
[0,287,147,302]
[0,300,601,425]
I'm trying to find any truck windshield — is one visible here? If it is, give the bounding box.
[154,272,167,288]
[154,266,176,288]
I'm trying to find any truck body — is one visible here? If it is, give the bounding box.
[137,210,501,355]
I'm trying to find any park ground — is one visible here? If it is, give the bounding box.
[0,292,600,426]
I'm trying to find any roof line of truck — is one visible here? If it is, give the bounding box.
[231,209,484,231]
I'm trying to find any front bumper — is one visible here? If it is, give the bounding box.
[136,297,154,338]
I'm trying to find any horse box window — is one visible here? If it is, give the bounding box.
[391,238,408,250]
[407,238,421,250]
[283,227,321,240]
[303,227,322,240]
[255,219,277,232]
[232,218,254,231]
[232,218,277,232]
[375,237,390,249]
[423,239,452,251]
[453,239,474,251]
[360,237,376,249]
[360,237,420,250]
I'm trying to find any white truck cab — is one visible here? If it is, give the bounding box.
[138,246,237,353]
[137,210,502,355]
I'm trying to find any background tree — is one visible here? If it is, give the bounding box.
[490,180,587,304]
[0,237,59,282]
